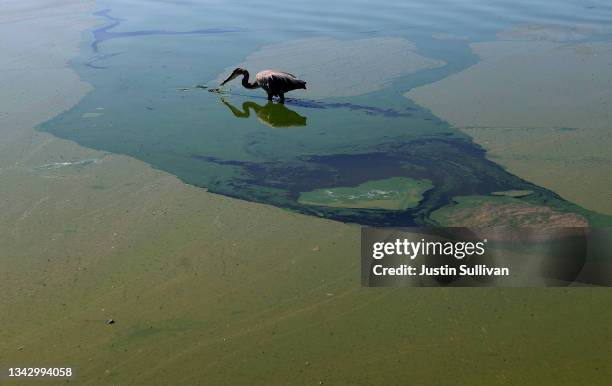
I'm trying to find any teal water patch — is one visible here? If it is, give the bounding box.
[40,0,612,226]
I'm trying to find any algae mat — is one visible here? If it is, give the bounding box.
[298,177,432,210]
[213,37,445,99]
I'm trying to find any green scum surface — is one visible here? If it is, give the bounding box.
[12,0,612,384]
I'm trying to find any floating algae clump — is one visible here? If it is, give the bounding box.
[298,177,433,211]
[491,190,533,198]
[430,195,588,227]
[207,87,225,94]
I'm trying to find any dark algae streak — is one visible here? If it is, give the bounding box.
[91,9,242,53]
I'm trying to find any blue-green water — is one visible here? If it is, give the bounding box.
[42,0,612,225]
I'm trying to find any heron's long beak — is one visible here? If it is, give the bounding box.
[220,72,239,86]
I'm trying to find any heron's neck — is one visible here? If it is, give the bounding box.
[241,72,258,89]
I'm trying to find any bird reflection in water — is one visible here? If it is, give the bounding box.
[220,97,307,128]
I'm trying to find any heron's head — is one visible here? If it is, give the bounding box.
[221,68,247,86]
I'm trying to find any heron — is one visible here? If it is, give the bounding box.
[220,68,306,103]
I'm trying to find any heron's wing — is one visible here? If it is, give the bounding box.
[256,70,306,93]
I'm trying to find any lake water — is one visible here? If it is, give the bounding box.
[42,0,612,226]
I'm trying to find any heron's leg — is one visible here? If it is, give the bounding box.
[267,92,273,101]
[279,93,285,104]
